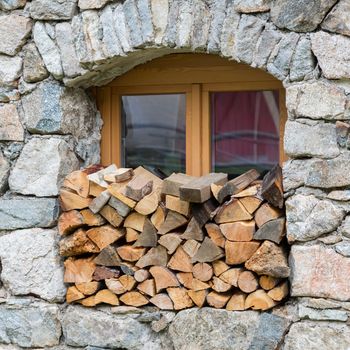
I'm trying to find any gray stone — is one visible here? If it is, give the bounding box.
[0,301,61,347]
[33,22,63,79]
[284,322,350,350]
[30,0,77,20]
[3,142,23,160]
[235,15,265,65]
[56,22,84,78]
[137,0,154,45]
[339,216,350,238]
[286,194,345,242]
[0,0,26,10]
[220,2,240,58]
[0,228,66,302]
[123,0,144,48]
[0,55,22,87]
[9,137,79,197]
[234,0,270,13]
[302,297,341,310]
[78,0,112,9]
[162,0,179,47]
[298,305,348,321]
[0,150,9,194]
[311,31,350,80]
[284,120,339,158]
[0,14,32,56]
[23,43,49,83]
[322,0,350,37]
[191,1,210,50]
[335,241,350,257]
[270,0,337,32]
[62,305,166,349]
[0,104,24,142]
[113,3,132,53]
[335,121,350,147]
[176,1,192,48]
[169,308,290,350]
[0,197,58,230]
[305,152,350,188]
[286,81,349,120]
[328,190,350,201]
[290,36,316,81]
[289,244,350,301]
[151,0,169,45]
[318,232,343,245]
[282,158,313,192]
[0,87,20,103]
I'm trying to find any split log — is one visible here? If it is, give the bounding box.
[254,203,283,228]
[64,257,96,283]
[267,281,289,301]
[150,266,179,292]
[80,209,106,226]
[108,184,137,208]
[215,199,252,224]
[120,291,149,306]
[60,188,92,211]
[239,196,262,215]
[80,289,119,307]
[119,275,137,291]
[87,225,124,250]
[158,233,182,254]
[66,286,85,303]
[188,289,208,307]
[192,237,224,263]
[220,268,242,287]
[162,173,196,197]
[99,205,124,227]
[136,246,168,268]
[89,181,105,197]
[182,239,201,258]
[212,260,230,276]
[125,227,139,242]
[191,199,217,227]
[108,196,131,217]
[137,279,156,297]
[206,291,230,308]
[75,281,100,296]
[192,262,213,282]
[125,176,153,201]
[150,293,174,310]
[181,217,204,241]
[104,168,133,183]
[135,189,160,215]
[120,263,136,276]
[94,245,122,266]
[58,210,84,236]
[225,241,260,265]
[226,292,246,311]
[93,266,120,281]
[158,210,188,235]
[165,195,190,217]
[177,272,210,291]
[117,246,146,262]
[167,287,194,310]
[133,218,157,247]
[210,183,222,201]
[237,270,259,293]
[253,217,285,244]
[134,269,150,283]
[261,165,284,209]
[217,169,260,203]
[259,275,280,290]
[89,190,111,214]
[105,278,126,294]
[212,276,231,292]
[245,289,276,310]
[150,205,166,230]
[87,164,118,188]
[233,185,259,198]
[179,173,227,203]
[220,220,255,242]
[63,170,89,198]
[124,212,145,231]
[132,166,163,190]
[167,246,193,272]
[205,223,225,248]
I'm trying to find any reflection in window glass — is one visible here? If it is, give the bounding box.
[121,94,186,176]
[211,91,280,178]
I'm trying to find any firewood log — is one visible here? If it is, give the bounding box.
[215,199,252,224]
[168,246,193,272]
[117,245,146,262]
[237,270,259,293]
[64,257,96,283]
[181,217,204,241]
[58,210,84,236]
[219,268,242,287]
[66,286,85,303]
[226,291,246,311]
[192,237,224,263]
[182,239,201,258]
[220,220,255,242]
[80,209,106,226]
[105,278,126,294]
[149,266,179,292]
[165,195,190,217]
[133,218,157,247]
[120,291,149,306]
[124,212,146,232]
[60,188,92,211]
[150,205,166,230]
[245,289,276,310]
[253,217,285,244]
[89,181,105,197]
[212,276,231,293]
[137,279,156,297]
[239,196,262,215]
[158,210,188,235]
[191,198,217,227]
[205,223,225,248]
[94,245,122,266]
[125,176,153,201]
[206,291,231,308]
[212,260,230,276]
[135,189,160,215]
[254,203,283,228]
[125,227,139,242]
[261,165,284,209]
[87,164,118,188]
[89,190,111,214]
[259,275,280,290]
[104,168,133,183]
[149,293,174,310]
[87,225,124,250]
[75,281,100,296]
[63,170,90,198]
[167,287,194,310]
[134,269,150,283]
[225,241,260,265]
[267,281,289,301]
[108,183,137,208]
[162,173,196,197]
[192,262,213,282]
[93,266,120,281]
[136,246,168,268]
[210,183,222,201]
[119,275,137,291]
[80,289,119,307]
[108,196,131,217]
[188,289,208,307]
[177,272,210,291]
[158,233,182,254]
[232,185,259,198]
[99,205,124,227]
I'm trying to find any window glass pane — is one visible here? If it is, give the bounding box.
[211,91,280,178]
[121,94,186,176]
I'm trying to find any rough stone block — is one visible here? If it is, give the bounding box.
[0,104,24,142]
[0,150,9,194]
[30,0,78,20]
[282,158,314,192]
[151,0,169,45]
[0,300,61,347]
[0,229,66,302]
[0,0,26,10]
[78,0,112,9]
[298,305,348,321]
[290,245,350,301]
[271,0,337,32]
[234,0,270,13]
[311,31,350,80]
[321,0,350,37]
[284,120,339,159]
[23,42,49,83]
[9,137,79,196]
[0,14,32,56]
[286,194,345,242]
[284,322,350,350]
[220,3,240,59]
[0,55,22,87]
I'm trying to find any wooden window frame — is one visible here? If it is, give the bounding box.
[96,54,287,176]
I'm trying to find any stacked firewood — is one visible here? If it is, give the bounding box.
[59,164,290,311]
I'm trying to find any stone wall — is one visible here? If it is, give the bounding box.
[0,0,350,349]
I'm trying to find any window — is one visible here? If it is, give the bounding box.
[96,54,287,177]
